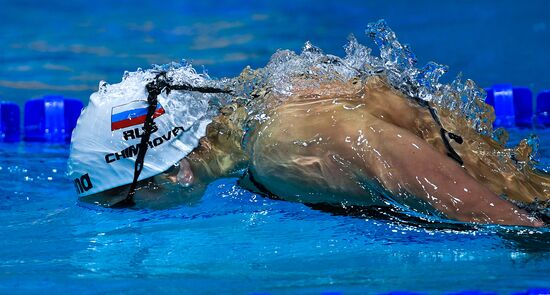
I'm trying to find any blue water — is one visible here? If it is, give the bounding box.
[0,129,549,294]
[1,0,550,105]
[2,1,550,293]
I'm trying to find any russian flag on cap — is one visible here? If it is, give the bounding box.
[111,100,165,131]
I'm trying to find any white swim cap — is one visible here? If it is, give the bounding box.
[68,67,222,196]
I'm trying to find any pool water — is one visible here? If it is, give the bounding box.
[2,0,550,293]
[0,129,548,294]
[2,0,550,104]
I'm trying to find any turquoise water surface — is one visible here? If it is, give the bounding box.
[1,1,550,294]
[0,130,548,294]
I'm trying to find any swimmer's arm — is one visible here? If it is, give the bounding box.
[360,127,542,227]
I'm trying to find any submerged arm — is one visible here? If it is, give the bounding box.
[356,118,542,226]
[247,95,543,226]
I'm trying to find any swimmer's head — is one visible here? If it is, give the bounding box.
[68,67,225,200]
[77,157,201,208]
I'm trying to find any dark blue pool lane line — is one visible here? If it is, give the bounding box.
[0,86,549,143]
[0,96,83,143]
[0,102,20,142]
[485,84,550,129]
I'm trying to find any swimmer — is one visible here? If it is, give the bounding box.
[69,32,549,228]
[241,76,548,227]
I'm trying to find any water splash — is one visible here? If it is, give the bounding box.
[228,19,541,166]
[99,20,539,168]
[364,20,494,138]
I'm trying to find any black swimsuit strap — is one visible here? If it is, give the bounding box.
[237,168,282,200]
[410,96,464,166]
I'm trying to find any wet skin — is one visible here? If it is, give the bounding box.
[244,77,544,226]
[84,77,548,226]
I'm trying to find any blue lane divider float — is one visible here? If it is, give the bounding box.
[485,84,533,128]
[24,95,83,142]
[536,90,550,126]
[0,102,21,142]
[0,85,546,145]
